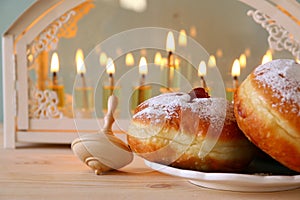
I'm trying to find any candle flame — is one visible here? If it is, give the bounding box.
[231,59,240,77]
[99,52,107,66]
[50,52,59,73]
[178,29,187,47]
[208,55,216,68]
[154,52,162,65]
[198,61,207,77]
[239,53,247,68]
[106,57,115,74]
[139,57,148,75]
[261,50,273,64]
[296,57,300,64]
[125,53,135,66]
[166,31,175,52]
[76,49,86,74]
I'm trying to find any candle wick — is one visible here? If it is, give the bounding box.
[167,51,173,90]
[109,73,114,95]
[233,76,239,90]
[52,71,58,86]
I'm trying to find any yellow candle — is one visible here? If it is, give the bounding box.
[137,57,149,105]
[75,49,90,110]
[166,31,175,90]
[49,52,64,108]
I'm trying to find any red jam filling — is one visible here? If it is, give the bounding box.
[188,87,210,100]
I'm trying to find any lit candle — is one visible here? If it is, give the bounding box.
[208,55,216,68]
[106,58,115,95]
[231,59,240,90]
[76,49,89,110]
[239,53,247,68]
[102,58,119,114]
[138,57,148,104]
[99,52,108,66]
[198,61,207,89]
[125,53,135,67]
[261,50,273,64]
[178,29,187,47]
[49,52,64,108]
[130,57,151,111]
[166,31,175,90]
[139,57,147,86]
[50,52,59,86]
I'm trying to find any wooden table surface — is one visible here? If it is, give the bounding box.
[1,129,300,200]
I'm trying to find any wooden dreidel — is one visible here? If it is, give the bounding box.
[71,95,133,175]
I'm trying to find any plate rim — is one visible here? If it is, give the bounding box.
[144,160,300,185]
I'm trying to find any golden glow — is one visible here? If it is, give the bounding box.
[178,29,187,47]
[160,58,167,70]
[106,58,115,74]
[216,48,223,58]
[99,52,108,66]
[174,58,180,68]
[166,31,175,52]
[261,50,273,64]
[50,52,59,73]
[208,55,216,68]
[76,49,86,74]
[245,48,251,57]
[139,57,148,75]
[239,53,247,68]
[190,26,197,37]
[154,52,162,65]
[198,61,207,77]
[296,57,300,64]
[231,59,240,77]
[125,53,135,66]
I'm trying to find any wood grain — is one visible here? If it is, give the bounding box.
[0,126,300,199]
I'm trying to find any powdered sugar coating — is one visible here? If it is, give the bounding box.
[133,92,233,127]
[254,59,300,115]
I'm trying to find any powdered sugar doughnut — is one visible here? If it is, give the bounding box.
[234,59,300,172]
[127,88,256,172]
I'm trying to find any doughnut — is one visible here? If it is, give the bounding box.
[127,88,256,172]
[234,59,300,172]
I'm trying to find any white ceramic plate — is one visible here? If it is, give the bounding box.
[144,160,300,192]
